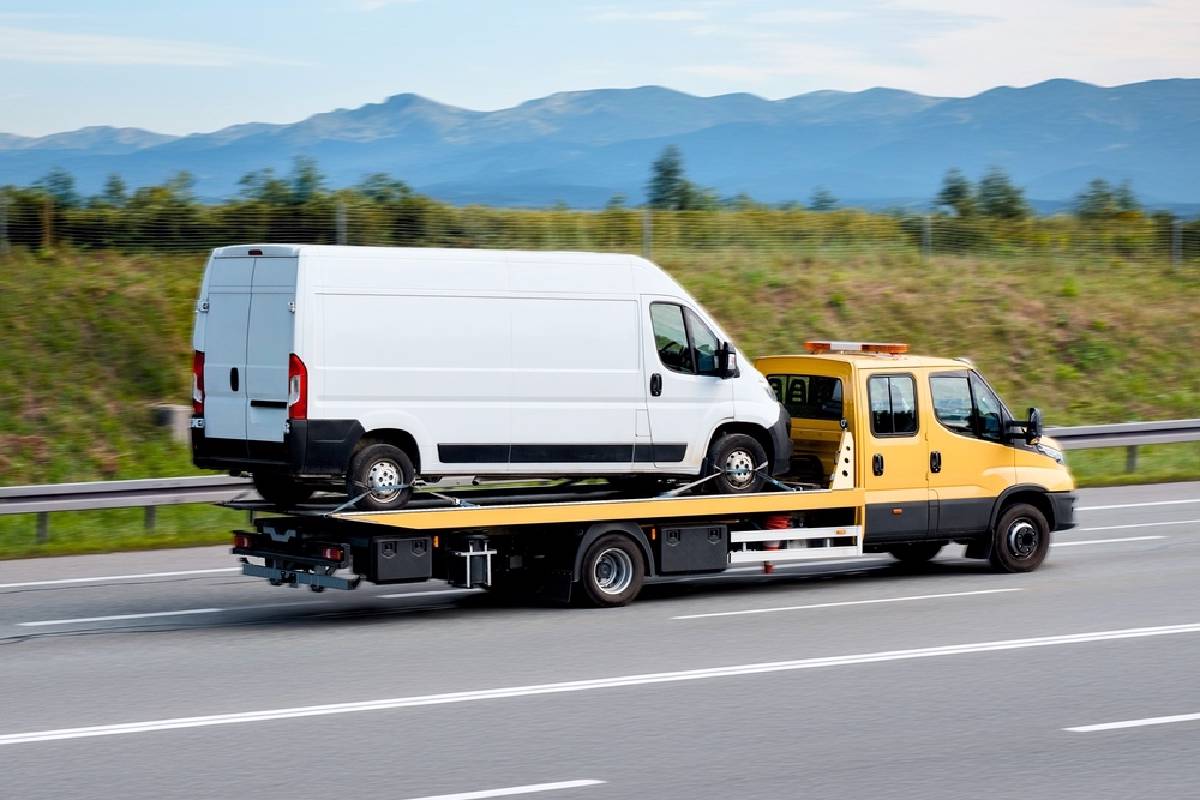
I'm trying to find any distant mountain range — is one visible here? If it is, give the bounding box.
[1,79,1197,209]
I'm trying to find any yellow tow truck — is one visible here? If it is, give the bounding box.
[229,342,1075,607]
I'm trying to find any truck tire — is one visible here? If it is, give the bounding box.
[348,442,415,511]
[706,433,768,494]
[888,542,944,564]
[577,533,645,607]
[252,473,315,509]
[989,503,1050,572]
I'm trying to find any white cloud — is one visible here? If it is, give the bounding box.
[0,26,306,67]
[591,9,709,23]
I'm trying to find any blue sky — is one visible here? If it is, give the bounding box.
[1,0,1197,136]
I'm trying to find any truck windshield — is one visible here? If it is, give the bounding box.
[768,374,843,421]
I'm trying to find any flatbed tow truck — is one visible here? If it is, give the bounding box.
[228,343,1076,607]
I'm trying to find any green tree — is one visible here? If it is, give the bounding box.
[34,167,80,209]
[976,167,1028,219]
[1074,178,1118,219]
[647,145,687,209]
[357,172,413,204]
[100,173,128,207]
[935,168,975,217]
[238,167,292,205]
[604,194,627,210]
[808,186,838,212]
[1113,180,1140,212]
[289,156,324,204]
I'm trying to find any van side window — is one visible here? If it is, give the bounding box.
[769,374,843,421]
[868,375,918,436]
[650,303,693,373]
[684,308,721,376]
[930,372,1008,443]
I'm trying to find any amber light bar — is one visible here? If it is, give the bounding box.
[805,341,909,354]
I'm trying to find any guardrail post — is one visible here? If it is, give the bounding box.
[144,506,156,532]
[36,512,48,544]
[1125,445,1139,473]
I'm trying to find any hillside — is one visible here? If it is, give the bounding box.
[1,243,1197,556]
[1,79,1198,206]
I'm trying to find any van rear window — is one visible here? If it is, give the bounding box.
[768,374,843,421]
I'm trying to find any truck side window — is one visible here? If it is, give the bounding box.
[684,308,721,376]
[931,371,1008,443]
[868,375,918,436]
[971,374,1006,442]
[769,374,843,421]
[650,303,693,373]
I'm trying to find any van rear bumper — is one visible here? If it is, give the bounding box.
[191,418,363,477]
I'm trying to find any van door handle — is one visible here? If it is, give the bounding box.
[872,453,884,476]
[650,373,662,397]
[930,451,942,473]
[229,367,239,392]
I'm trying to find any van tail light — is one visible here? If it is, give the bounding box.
[233,533,254,549]
[287,353,308,420]
[192,351,205,416]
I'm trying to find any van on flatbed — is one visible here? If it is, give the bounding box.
[230,341,1075,607]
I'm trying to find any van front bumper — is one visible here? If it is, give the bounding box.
[191,418,363,477]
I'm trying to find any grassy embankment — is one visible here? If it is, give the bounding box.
[1,246,1196,558]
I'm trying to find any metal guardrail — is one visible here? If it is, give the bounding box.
[1,420,1197,542]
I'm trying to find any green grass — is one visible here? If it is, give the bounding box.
[1,245,1197,558]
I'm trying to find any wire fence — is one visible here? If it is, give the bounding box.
[1,192,1197,264]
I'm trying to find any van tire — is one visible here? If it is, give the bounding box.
[706,433,768,494]
[577,533,645,607]
[348,442,415,511]
[252,473,315,509]
[989,503,1050,572]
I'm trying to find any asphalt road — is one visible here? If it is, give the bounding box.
[1,481,1198,800]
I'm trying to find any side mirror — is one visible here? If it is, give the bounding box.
[718,342,740,379]
[1025,407,1043,445]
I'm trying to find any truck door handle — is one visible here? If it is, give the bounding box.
[872,453,884,476]
[229,367,239,392]
[650,373,662,397]
[930,451,942,473]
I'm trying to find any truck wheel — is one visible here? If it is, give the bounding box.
[348,443,415,511]
[252,473,314,509]
[888,542,944,564]
[577,534,645,607]
[707,433,768,494]
[989,503,1050,572]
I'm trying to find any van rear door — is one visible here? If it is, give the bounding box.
[245,257,298,443]
[201,257,254,441]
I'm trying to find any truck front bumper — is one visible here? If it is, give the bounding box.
[1051,491,1077,531]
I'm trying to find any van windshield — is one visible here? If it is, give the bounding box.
[769,374,843,421]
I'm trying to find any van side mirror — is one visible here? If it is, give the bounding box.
[1025,407,1043,445]
[718,342,740,379]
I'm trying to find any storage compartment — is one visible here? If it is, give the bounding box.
[657,525,728,574]
[358,536,432,583]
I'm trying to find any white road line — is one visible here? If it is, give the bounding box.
[4,621,1199,747]
[1065,712,1200,733]
[672,588,1021,620]
[403,779,605,800]
[1078,498,1200,512]
[1078,519,1199,532]
[18,608,224,627]
[377,588,480,599]
[0,568,239,590]
[1052,536,1165,548]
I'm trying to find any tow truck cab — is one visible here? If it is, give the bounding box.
[755,342,1075,560]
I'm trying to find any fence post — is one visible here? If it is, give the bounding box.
[641,208,652,259]
[1171,217,1182,270]
[36,512,48,544]
[143,506,156,532]
[1125,445,1138,473]
[922,214,932,262]
[336,200,348,246]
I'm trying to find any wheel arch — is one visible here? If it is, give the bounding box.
[571,522,655,581]
[706,421,775,473]
[989,484,1054,532]
[355,427,422,473]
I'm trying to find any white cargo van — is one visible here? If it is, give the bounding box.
[191,245,790,509]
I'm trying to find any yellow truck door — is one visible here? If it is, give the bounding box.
[861,370,931,541]
[925,369,1017,535]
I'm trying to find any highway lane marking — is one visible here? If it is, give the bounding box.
[1052,536,1165,548]
[1076,519,1199,533]
[1078,498,1200,512]
[403,779,605,800]
[4,621,1200,746]
[1065,712,1200,733]
[671,588,1021,620]
[0,568,240,590]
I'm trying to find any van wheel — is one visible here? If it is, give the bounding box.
[252,473,314,509]
[989,503,1050,572]
[707,433,768,494]
[888,542,944,564]
[348,443,415,511]
[577,534,645,607]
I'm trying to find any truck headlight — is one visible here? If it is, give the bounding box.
[1037,443,1065,464]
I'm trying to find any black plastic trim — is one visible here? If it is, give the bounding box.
[191,417,362,476]
[865,500,931,542]
[250,399,287,409]
[438,443,688,464]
